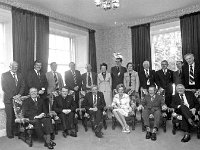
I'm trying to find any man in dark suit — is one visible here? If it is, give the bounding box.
[1,61,25,138]
[173,61,183,86]
[82,85,106,138]
[138,85,167,141]
[139,61,156,91]
[65,62,82,106]
[181,53,200,89]
[171,84,200,142]
[111,58,127,91]
[27,60,48,111]
[155,60,173,119]
[82,64,97,92]
[22,88,55,149]
[52,87,77,138]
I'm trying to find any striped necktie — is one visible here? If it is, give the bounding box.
[93,94,97,107]
[54,72,59,90]
[189,65,195,84]
[13,73,18,86]
[72,71,77,85]
[87,73,92,86]
[129,73,132,86]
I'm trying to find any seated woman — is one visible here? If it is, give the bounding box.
[22,88,55,149]
[111,84,132,133]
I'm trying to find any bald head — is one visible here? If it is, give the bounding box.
[9,61,18,73]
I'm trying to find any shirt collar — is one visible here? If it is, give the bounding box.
[10,71,16,75]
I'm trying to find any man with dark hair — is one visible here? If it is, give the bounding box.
[155,60,173,120]
[182,53,200,89]
[111,58,127,91]
[1,61,25,139]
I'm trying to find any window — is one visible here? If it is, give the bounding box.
[151,21,182,71]
[48,34,75,79]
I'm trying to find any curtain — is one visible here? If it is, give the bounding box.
[12,7,35,78]
[180,12,200,63]
[131,23,151,72]
[35,14,49,73]
[89,29,97,73]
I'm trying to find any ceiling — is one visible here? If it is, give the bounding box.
[18,0,200,27]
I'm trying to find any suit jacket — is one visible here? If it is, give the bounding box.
[64,70,82,91]
[171,91,200,110]
[173,70,182,85]
[81,72,97,91]
[155,69,174,93]
[52,95,76,114]
[1,71,25,104]
[27,70,48,91]
[111,66,127,90]
[46,71,64,94]
[139,69,156,89]
[124,71,140,92]
[141,94,165,112]
[82,91,106,112]
[181,63,200,89]
[22,97,48,120]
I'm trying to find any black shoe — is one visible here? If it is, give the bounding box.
[151,133,157,141]
[95,131,103,138]
[50,140,56,146]
[70,131,77,137]
[62,132,67,138]
[44,143,54,149]
[51,133,55,140]
[7,136,14,139]
[146,132,151,139]
[181,134,191,142]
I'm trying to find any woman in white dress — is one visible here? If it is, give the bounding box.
[112,84,132,133]
[98,63,112,106]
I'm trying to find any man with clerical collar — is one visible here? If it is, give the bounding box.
[171,84,200,142]
[52,87,77,138]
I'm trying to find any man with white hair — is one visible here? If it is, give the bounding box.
[139,60,156,91]
[1,61,25,138]
[182,53,200,89]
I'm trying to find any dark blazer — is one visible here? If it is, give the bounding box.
[139,69,156,89]
[141,94,165,112]
[52,95,76,114]
[173,70,182,85]
[22,97,48,120]
[181,63,200,89]
[155,69,174,93]
[171,91,200,110]
[111,66,127,90]
[1,71,25,104]
[81,72,97,91]
[65,70,82,91]
[82,91,106,112]
[27,70,48,91]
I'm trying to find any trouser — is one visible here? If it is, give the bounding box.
[142,109,161,129]
[165,91,172,118]
[59,112,75,131]
[88,110,103,128]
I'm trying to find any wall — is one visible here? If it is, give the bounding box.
[96,26,132,73]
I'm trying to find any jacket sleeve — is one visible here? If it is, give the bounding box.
[18,74,25,96]
[97,92,106,110]
[135,72,140,92]
[70,96,77,112]
[82,93,90,111]
[52,97,63,114]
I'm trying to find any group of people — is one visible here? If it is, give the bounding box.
[1,53,200,149]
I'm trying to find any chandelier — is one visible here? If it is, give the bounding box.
[94,0,120,10]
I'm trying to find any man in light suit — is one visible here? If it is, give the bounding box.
[111,58,127,91]
[173,61,183,86]
[1,61,25,138]
[138,85,167,141]
[82,85,106,138]
[82,64,97,92]
[181,53,200,90]
[65,62,82,106]
[46,62,64,109]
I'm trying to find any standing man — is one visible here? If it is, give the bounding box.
[182,53,200,90]
[82,64,97,92]
[111,58,127,91]
[27,60,48,111]
[173,61,183,86]
[155,60,173,120]
[139,61,156,92]
[65,62,82,106]
[1,61,25,138]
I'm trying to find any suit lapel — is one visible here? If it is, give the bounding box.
[9,72,16,87]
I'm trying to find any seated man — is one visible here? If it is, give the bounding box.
[171,84,200,142]
[22,88,55,149]
[82,85,106,138]
[52,87,77,138]
[138,85,167,141]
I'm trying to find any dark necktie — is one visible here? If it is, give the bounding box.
[33,98,38,107]
[72,71,77,85]
[88,73,92,86]
[37,71,40,80]
[93,95,97,107]
[117,66,119,72]
[54,72,59,90]
[180,94,184,105]
[163,69,166,75]
[102,72,106,80]
[129,73,132,87]
[145,69,149,78]
[13,73,18,86]
[189,65,194,83]
[179,70,182,77]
